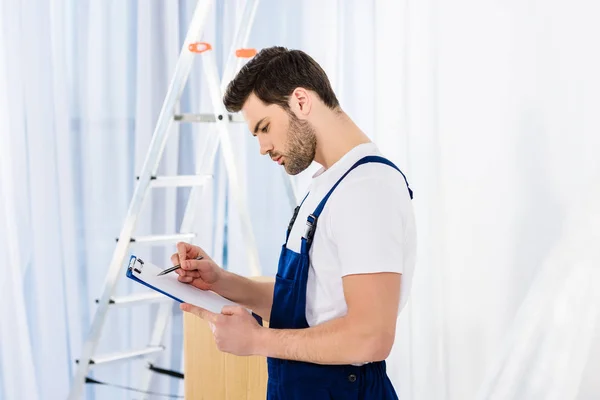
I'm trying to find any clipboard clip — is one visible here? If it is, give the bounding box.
[127,256,145,274]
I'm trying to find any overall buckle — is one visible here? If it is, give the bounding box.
[304,214,318,242]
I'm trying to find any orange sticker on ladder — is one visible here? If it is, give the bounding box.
[236,48,257,58]
[189,42,212,53]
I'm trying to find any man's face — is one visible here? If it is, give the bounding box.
[242,93,317,175]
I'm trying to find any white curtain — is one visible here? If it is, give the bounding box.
[1,0,599,399]
[366,0,599,399]
[290,0,600,399]
[0,1,217,399]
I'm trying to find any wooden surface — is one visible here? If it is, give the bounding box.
[183,278,272,400]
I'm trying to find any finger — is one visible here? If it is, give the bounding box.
[181,258,205,271]
[170,253,179,266]
[177,242,188,265]
[181,303,217,322]
[221,305,244,316]
[178,275,194,283]
[176,268,199,277]
[178,270,201,278]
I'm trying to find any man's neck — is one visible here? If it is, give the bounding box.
[311,110,371,170]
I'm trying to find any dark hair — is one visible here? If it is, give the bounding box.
[223,46,340,113]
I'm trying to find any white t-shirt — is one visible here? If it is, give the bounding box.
[286,142,417,327]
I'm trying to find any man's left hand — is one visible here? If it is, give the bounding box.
[181,303,264,356]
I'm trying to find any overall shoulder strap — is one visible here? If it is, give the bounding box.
[301,155,413,252]
[285,191,310,243]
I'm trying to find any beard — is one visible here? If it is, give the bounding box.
[280,112,317,175]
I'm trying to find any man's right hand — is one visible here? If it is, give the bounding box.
[172,242,275,321]
[171,242,223,291]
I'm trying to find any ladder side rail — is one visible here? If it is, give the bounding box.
[67,1,214,399]
[137,0,262,394]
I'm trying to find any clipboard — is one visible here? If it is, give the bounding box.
[125,255,243,314]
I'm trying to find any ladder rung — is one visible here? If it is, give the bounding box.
[128,233,196,244]
[174,113,246,123]
[81,346,164,366]
[97,292,169,307]
[149,174,213,188]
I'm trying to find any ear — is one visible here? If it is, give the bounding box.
[289,88,312,118]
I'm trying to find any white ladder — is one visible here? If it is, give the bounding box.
[66,0,290,398]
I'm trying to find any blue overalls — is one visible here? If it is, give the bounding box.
[266,155,413,400]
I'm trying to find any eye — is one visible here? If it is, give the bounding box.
[261,124,269,133]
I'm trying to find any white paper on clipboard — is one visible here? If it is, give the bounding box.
[126,255,243,314]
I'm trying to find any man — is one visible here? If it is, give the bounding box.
[173,46,416,399]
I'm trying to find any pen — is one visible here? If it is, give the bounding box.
[157,255,204,276]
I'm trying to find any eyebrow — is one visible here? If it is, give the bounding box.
[253,117,267,136]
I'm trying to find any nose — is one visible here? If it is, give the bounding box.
[258,137,273,156]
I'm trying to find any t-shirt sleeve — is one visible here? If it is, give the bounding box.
[327,176,410,277]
